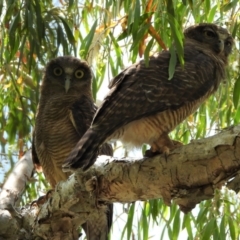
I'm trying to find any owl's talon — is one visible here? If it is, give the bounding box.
[172,140,183,147]
[31,189,54,207]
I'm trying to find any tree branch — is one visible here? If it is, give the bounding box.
[77,125,240,212]
[0,150,34,210]
[1,126,240,239]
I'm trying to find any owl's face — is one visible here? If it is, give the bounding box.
[184,23,233,60]
[42,56,92,94]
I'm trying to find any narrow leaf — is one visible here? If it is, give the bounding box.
[142,208,149,240]
[144,38,154,67]
[9,12,20,36]
[168,45,177,80]
[132,0,141,40]
[59,17,75,44]
[80,20,98,59]
[233,75,240,109]
[202,219,216,240]
[228,217,236,240]
[127,203,135,240]
[172,209,181,240]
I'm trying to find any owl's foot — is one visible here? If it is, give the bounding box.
[31,189,54,207]
[171,140,183,147]
[144,134,183,157]
[144,149,160,157]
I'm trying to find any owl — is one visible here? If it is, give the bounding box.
[32,56,113,240]
[62,23,233,172]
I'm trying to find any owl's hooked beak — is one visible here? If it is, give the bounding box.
[218,39,224,53]
[65,77,71,93]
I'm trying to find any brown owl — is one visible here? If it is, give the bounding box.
[62,23,233,172]
[32,56,113,240]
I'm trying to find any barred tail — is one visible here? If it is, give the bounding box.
[62,128,105,171]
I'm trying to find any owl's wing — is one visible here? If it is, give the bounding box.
[70,96,113,156]
[32,134,42,172]
[93,49,217,132]
[69,96,97,137]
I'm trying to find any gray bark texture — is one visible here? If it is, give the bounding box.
[1,125,240,239]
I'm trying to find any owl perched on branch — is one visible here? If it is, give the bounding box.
[63,23,233,172]
[32,56,113,240]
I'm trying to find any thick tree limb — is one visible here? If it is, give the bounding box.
[0,150,34,209]
[80,125,240,212]
[1,126,240,239]
[0,150,34,240]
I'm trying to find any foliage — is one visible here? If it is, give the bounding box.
[0,0,240,239]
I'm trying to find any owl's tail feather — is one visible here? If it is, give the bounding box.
[62,128,105,172]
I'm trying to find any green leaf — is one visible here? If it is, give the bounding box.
[149,199,159,222]
[96,64,106,92]
[160,225,167,240]
[182,214,193,240]
[68,0,74,9]
[234,107,240,124]
[80,20,98,59]
[219,216,226,240]
[34,0,45,41]
[126,203,135,240]
[233,75,240,109]
[167,15,184,66]
[167,224,173,240]
[142,207,148,240]
[9,12,20,37]
[207,5,218,22]
[117,12,153,41]
[144,38,154,67]
[0,2,3,16]
[231,22,239,38]
[221,0,239,12]
[9,33,20,61]
[196,204,208,225]
[59,16,75,44]
[166,0,175,17]
[204,0,211,15]
[109,32,123,69]
[92,75,97,101]
[130,22,150,51]
[228,217,236,240]
[172,209,181,240]
[132,0,140,40]
[202,218,216,240]
[168,45,177,80]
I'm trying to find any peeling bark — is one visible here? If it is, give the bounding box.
[1,126,240,239]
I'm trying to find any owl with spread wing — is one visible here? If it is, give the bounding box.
[63,23,233,172]
[32,56,113,240]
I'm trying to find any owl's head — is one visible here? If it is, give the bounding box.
[42,56,92,95]
[184,23,233,62]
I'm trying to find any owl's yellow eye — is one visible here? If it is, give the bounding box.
[53,67,63,76]
[75,69,84,79]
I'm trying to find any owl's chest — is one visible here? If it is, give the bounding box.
[110,93,210,146]
[35,101,79,154]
